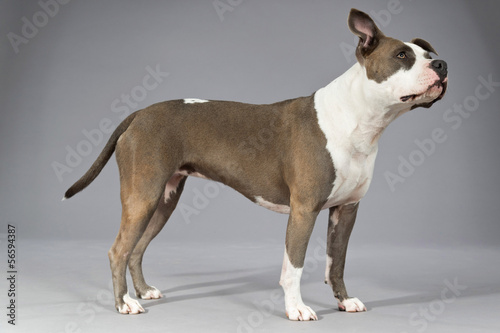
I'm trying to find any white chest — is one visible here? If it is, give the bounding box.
[321,148,377,208]
[314,71,382,208]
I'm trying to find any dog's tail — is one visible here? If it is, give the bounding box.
[62,113,137,200]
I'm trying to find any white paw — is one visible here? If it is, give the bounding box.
[286,303,318,321]
[118,293,145,314]
[338,297,367,312]
[140,286,163,300]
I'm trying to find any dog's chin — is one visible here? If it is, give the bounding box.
[402,78,448,110]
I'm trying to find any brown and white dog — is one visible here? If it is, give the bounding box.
[64,9,447,320]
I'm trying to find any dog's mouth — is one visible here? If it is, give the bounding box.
[400,77,448,103]
[400,94,419,102]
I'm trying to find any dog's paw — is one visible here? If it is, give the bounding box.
[338,297,366,312]
[286,303,318,321]
[118,293,145,314]
[139,286,163,300]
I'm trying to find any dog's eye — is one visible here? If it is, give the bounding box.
[397,52,407,59]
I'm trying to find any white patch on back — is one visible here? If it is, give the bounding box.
[184,98,209,104]
[255,196,290,214]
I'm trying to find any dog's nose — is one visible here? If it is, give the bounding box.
[431,60,448,78]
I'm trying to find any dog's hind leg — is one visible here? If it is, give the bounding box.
[109,184,164,314]
[128,174,187,300]
[108,129,180,314]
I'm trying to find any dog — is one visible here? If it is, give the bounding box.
[64,8,447,321]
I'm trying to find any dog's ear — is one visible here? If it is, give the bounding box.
[411,38,438,56]
[348,8,384,63]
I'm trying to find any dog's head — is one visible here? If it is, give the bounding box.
[348,8,448,110]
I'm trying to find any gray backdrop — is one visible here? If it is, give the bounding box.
[1,0,500,249]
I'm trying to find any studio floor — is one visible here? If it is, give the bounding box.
[2,239,499,333]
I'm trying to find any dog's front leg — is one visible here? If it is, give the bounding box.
[280,206,319,321]
[325,203,367,312]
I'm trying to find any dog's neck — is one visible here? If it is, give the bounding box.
[314,63,411,155]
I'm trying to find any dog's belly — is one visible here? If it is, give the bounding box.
[253,164,373,214]
[164,169,292,211]
[163,158,374,213]
[163,154,374,212]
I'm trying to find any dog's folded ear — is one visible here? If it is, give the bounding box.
[411,38,438,56]
[348,8,384,62]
